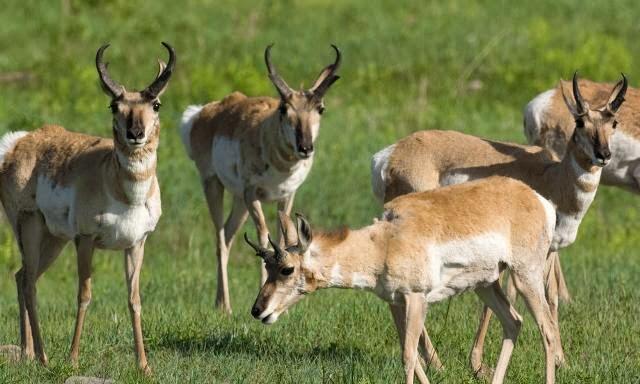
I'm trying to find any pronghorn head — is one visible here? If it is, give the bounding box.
[245,212,315,324]
[561,72,627,167]
[96,42,176,152]
[265,44,341,159]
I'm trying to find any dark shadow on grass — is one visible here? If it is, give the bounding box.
[155,331,375,362]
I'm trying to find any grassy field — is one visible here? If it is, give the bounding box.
[1,0,640,382]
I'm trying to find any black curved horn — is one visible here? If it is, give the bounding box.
[142,42,176,99]
[608,73,628,112]
[572,71,587,115]
[244,233,264,257]
[310,44,341,99]
[268,234,285,262]
[264,44,293,99]
[96,44,124,98]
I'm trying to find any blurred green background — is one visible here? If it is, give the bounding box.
[0,0,639,382]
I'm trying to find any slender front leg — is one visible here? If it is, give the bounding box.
[475,281,523,384]
[124,239,150,375]
[390,294,430,384]
[419,326,443,372]
[551,251,570,303]
[469,304,494,379]
[70,235,95,366]
[244,188,270,286]
[203,176,232,313]
[546,252,564,366]
[276,192,296,247]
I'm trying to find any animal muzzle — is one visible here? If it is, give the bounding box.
[126,127,146,144]
[296,143,314,158]
[594,146,611,166]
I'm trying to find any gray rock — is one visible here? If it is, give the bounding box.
[64,377,114,384]
[0,344,21,362]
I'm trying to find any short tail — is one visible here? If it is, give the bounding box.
[0,131,28,168]
[179,105,204,159]
[370,143,396,204]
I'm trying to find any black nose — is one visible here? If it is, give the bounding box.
[126,129,144,140]
[251,305,261,319]
[596,148,611,161]
[297,144,313,157]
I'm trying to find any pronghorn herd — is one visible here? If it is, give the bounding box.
[0,41,634,383]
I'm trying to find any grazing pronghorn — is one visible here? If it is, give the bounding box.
[180,44,341,313]
[246,177,558,384]
[0,42,175,373]
[370,73,626,377]
[524,74,638,301]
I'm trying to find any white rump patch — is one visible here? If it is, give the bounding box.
[179,105,203,158]
[0,131,28,167]
[523,89,555,144]
[371,143,396,203]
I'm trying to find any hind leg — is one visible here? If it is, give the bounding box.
[512,271,557,384]
[419,326,444,372]
[17,211,66,365]
[475,281,522,384]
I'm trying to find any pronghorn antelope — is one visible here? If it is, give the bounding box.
[180,44,341,313]
[0,42,175,373]
[246,177,559,384]
[370,73,626,377]
[524,74,639,300]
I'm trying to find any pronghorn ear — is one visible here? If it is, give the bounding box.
[294,213,313,251]
[277,211,298,247]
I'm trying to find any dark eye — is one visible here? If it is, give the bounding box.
[575,119,584,128]
[109,103,118,114]
[281,266,294,276]
[279,104,287,115]
[613,120,618,128]
[152,101,161,112]
[318,106,325,115]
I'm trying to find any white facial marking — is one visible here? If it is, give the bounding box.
[310,121,320,141]
[0,131,28,167]
[523,89,555,143]
[370,143,396,203]
[179,105,203,158]
[425,232,509,303]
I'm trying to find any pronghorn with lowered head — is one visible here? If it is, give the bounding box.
[371,73,627,377]
[180,44,341,313]
[246,177,559,384]
[0,42,175,373]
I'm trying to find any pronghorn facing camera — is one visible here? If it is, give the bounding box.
[180,44,341,313]
[247,177,559,384]
[0,43,175,373]
[525,74,640,192]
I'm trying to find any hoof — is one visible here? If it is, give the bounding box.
[473,363,494,382]
[141,364,153,376]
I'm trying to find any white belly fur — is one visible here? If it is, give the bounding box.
[425,232,510,303]
[36,175,161,249]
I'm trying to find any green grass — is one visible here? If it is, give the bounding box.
[1,0,640,382]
